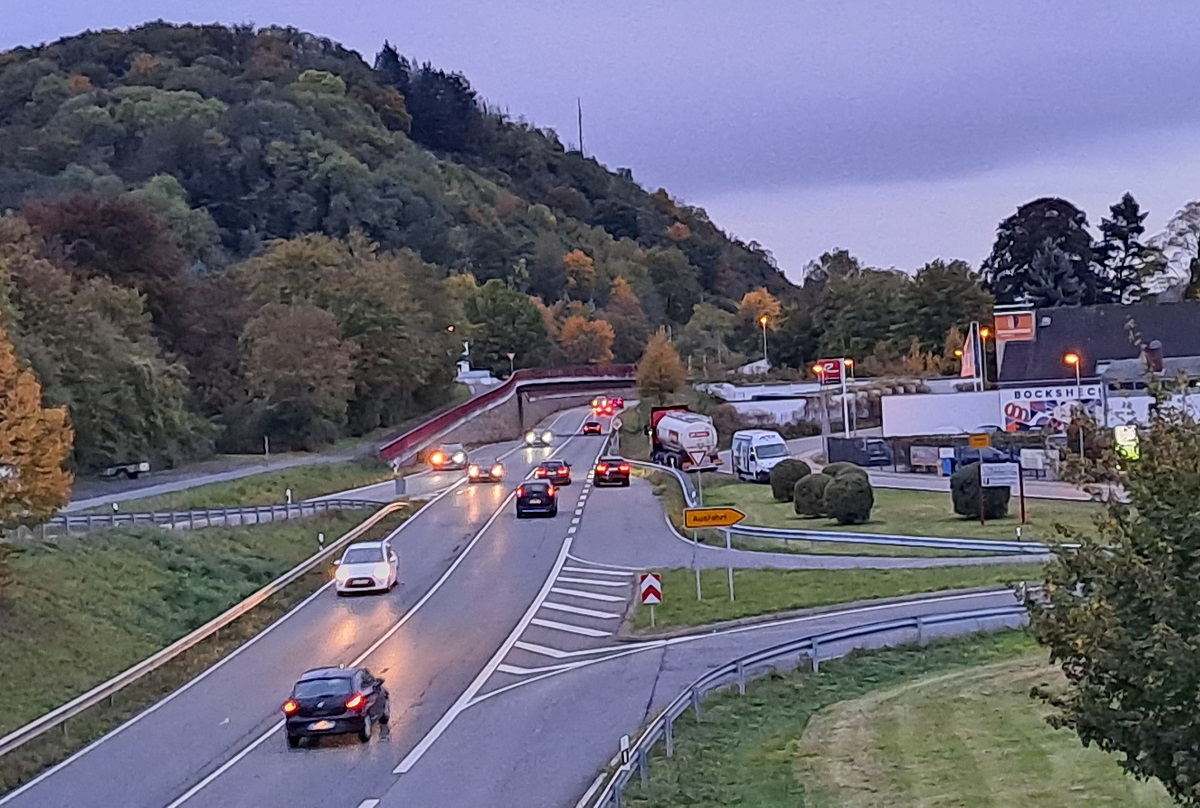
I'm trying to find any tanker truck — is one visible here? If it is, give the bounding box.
[647,405,720,470]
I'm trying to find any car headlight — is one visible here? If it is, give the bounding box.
[491,465,504,477]
[335,566,351,582]
[453,452,466,463]
[430,451,445,465]
[542,431,553,442]
[525,431,536,444]
[372,562,391,580]
[468,466,480,477]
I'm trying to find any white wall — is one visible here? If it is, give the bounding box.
[724,399,810,423]
[882,391,1001,436]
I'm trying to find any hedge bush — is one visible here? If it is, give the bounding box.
[824,472,875,525]
[793,474,831,517]
[769,458,812,502]
[821,461,868,479]
[950,461,1011,519]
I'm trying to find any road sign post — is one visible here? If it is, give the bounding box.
[725,527,735,602]
[969,433,990,449]
[979,462,1020,526]
[640,573,663,627]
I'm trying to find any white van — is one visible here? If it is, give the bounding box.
[731,430,791,482]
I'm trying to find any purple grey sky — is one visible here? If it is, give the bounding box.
[8,1,1200,281]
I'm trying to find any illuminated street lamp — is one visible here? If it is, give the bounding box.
[1064,352,1084,455]
[758,315,769,366]
[978,325,992,387]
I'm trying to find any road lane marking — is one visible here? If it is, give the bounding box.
[564,554,640,572]
[357,801,380,808]
[530,618,609,637]
[159,410,594,806]
[541,602,621,619]
[551,587,623,602]
[393,424,609,775]
[557,577,626,587]
[561,566,629,578]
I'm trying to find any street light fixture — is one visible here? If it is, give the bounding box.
[978,325,991,388]
[1064,352,1084,455]
[758,315,769,366]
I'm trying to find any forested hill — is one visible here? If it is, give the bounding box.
[0,22,792,470]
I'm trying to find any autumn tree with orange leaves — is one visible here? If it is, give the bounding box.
[558,316,614,364]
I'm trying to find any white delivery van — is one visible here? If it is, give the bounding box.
[731,430,790,482]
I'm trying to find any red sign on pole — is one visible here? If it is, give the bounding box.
[639,573,662,605]
[815,358,843,385]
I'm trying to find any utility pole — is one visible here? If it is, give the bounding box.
[577,97,584,157]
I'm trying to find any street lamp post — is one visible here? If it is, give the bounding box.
[1064,352,1083,456]
[846,358,857,435]
[506,352,516,377]
[758,315,769,367]
[813,363,831,461]
[979,326,991,388]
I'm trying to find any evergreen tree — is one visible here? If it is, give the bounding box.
[1094,192,1157,303]
[983,197,1098,307]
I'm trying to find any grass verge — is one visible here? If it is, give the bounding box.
[701,477,1101,544]
[624,631,1170,807]
[83,457,393,513]
[0,508,406,793]
[630,565,1040,631]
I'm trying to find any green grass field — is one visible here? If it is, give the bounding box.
[702,478,1101,544]
[84,457,393,513]
[625,632,1172,807]
[0,508,405,792]
[631,565,1040,631]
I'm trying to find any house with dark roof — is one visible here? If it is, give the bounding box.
[996,302,1200,385]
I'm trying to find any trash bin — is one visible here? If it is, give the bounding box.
[941,458,954,476]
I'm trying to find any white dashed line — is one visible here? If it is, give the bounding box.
[571,517,581,525]
[357,800,380,808]
[557,577,627,587]
[541,602,621,619]
[567,526,577,534]
[530,618,609,637]
[551,586,624,602]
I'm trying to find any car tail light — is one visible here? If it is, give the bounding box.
[517,486,525,497]
[282,699,298,715]
[619,463,630,472]
[596,463,608,473]
[557,468,567,475]
[547,485,556,495]
[535,468,547,477]
[345,693,366,711]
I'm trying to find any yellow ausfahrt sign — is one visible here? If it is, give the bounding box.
[684,507,747,529]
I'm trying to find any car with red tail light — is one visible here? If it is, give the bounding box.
[594,456,631,487]
[283,666,389,747]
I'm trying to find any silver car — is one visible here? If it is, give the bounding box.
[333,541,398,595]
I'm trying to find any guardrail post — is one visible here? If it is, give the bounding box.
[613,783,624,808]
[664,714,674,758]
[690,685,703,720]
[169,511,176,530]
[189,512,196,530]
[637,747,648,787]
[736,660,746,694]
[86,514,93,531]
[916,616,926,646]
[222,507,229,526]
[811,639,821,674]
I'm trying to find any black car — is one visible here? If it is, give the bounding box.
[594,456,631,487]
[582,421,603,435]
[534,460,572,485]
[282,666,389,747]
[515,480,558,518]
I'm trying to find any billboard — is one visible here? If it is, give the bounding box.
[814,358,843,385]
[1000,384,1104,433]
[994,311,1035,342]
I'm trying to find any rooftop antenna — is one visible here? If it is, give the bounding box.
[577,96,584,157]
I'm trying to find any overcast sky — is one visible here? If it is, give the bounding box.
[7,1,1200,281]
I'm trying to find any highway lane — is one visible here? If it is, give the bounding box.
[0,407,612,808]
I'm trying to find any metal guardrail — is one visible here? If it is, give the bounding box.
[0,502,406,760]
[41,498,381,536]
[634,460,1072,555]
[586,603,1029,807]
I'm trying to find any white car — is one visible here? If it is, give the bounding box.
[334,541,398,595]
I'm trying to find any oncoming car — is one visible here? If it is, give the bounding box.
[524,429,553,447]
[535,460,572,485]
[333,540,398,595]
[515,480,558,518]
[283,666,390,747]
[467,460,505,483]
[581,421,603,435]
[428,443,468,471]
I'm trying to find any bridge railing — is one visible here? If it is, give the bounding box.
[583,603,1028,807]
[378,365,635,465]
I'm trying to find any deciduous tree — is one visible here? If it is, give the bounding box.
[464,279,551,375]
[983,197,1098,307]
[0,318,72,528]
[557,316,614,365]
[636,328,686,404]
[600,277,651,363]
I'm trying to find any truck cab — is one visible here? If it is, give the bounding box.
[731,430,790,483]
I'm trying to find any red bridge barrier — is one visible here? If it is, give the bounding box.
[378,365,636,465]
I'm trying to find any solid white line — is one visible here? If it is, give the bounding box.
[513,640,647,660]
[392,417,608,775]
[0,481,469,808]
[551,587,624,602]
[530,618,609,638]
[496,661,577,676]
[556,577,627,587]
[541,602,621,619]
[560,566,630,578]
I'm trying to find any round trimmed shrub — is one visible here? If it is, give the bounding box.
[769,458,811,502]
[793,473,831,517]
[950,461,1010,519]
[823,472,875,525]
[821,461,868,479]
